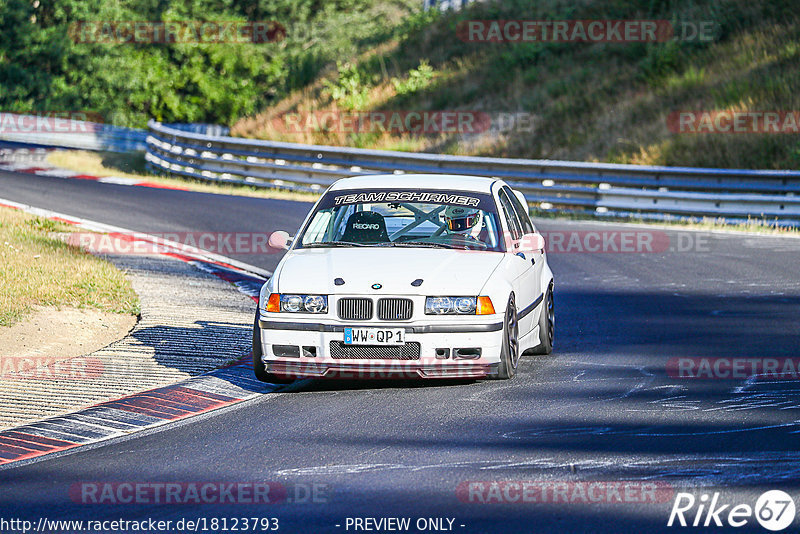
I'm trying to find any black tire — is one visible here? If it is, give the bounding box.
[253,310,293,384]
[532,284,555,355]
[495,295,520,380]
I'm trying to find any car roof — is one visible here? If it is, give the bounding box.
[328,174,498,194]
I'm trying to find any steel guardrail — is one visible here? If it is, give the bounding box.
[2,111,796,224]
[0,113,148,153]
[0,114,229,154]
[146,120,800,223]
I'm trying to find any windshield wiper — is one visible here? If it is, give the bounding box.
[304,241,370,248]
[379,241,454,249]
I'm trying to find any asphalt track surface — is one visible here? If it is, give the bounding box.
[1,169,800,533]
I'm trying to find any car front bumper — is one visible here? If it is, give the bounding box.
[258,318,504,380]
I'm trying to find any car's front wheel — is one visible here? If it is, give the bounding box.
[253,310,293,384]
[495,295,519,380]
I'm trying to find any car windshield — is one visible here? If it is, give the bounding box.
[297,189,504,251]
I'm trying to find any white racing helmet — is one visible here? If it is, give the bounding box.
[443,205,483,238]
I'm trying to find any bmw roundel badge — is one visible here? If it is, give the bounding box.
[371,283,382,290]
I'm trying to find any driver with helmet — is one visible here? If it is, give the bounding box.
[442,205,485,244]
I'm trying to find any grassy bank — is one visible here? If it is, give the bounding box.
[232,0,800,170]
[0,207,139,327]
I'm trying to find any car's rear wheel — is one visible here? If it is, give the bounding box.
[495,295,519,380]
[253,310,293,384]
[532,284,555,355]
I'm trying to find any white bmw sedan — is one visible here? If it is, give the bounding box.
[254,174,554,382]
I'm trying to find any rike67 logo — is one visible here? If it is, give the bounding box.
[668,490,796,531]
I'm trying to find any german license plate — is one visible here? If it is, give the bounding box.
[344,327,405,345]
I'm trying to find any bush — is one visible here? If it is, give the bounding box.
[323,62,372,110]
[0,0,408,127]
[392,60,434,96]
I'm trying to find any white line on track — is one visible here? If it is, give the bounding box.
[0,196,272,279]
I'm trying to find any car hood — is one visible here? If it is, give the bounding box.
[274,247,504,295]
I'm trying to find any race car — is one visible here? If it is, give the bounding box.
[253,174,554,381]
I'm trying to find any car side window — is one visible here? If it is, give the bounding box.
[497,189,523,241]
[504,187,534,234]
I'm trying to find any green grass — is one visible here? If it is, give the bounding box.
[530,209,800,236]
[0,207,140,327]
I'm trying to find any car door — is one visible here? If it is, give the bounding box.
[496,187,541,336]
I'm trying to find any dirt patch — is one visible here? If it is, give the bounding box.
[0,306,137,362]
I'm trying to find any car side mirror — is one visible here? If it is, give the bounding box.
[269,231,292,250]
[518,232,545,253]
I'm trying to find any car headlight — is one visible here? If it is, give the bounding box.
[302,295,327,313]
[265,293,328,314]
[425,296,494,315]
